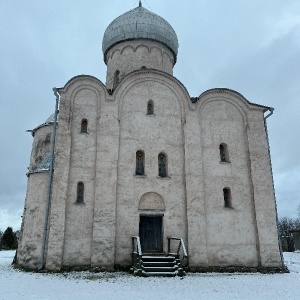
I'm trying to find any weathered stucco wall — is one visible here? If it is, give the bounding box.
[18,47,282,271]
[114,73,188,266]
[17,1,283,271]
[29,126,52,171]
[105,40,174,89]
[62,88,99,266]
[184,106,208,267]
[90,89,119,269]
[19,74,282,271]
[247,110,282,267]
[17,122,54,269]
[45,77,106,270]
[199,96,258,267]
[17,172,48,268]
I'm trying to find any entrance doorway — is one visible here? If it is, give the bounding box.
[139,215,163,253]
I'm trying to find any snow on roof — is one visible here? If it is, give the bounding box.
[27,154,53,176]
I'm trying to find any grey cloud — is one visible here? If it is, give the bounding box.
[0,0,299,230]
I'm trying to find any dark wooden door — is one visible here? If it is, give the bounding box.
[139,216,163,252]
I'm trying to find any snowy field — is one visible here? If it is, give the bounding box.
[0,251,299,300]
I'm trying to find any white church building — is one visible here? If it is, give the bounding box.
[17,3,283,275]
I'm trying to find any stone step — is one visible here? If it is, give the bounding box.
[141,256,175,262]
[133,254,185,277]
[142,266,178,273]
[142,271,177,277]
[142,261,176,267]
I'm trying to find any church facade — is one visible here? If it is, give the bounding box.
[17,4,283,272]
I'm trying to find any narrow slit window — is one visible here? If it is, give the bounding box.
[158,153,167,178]
[76,182,84,203]
[113,70,120,88]
[135,151,145,176]
[219,143,229,162]
[223,188,232,208]
[147,100,154,115]
[81,119,88,133]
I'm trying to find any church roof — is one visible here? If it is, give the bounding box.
[28,113,57,136]
[102,4,179,63]
[44,113,55,123]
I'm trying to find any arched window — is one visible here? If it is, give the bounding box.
[113,70,120,88]
[223,188,232,208]
[147,100,154,115]
[135,151,145,176]
[76,182,84,203]
[158,153,167,178]
[81,119,88,133]
[219,143,229,162]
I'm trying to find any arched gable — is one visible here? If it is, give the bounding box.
[198,90,248,158]
[57,75,107,121]
[197,88,268,123]
[198,89,250,124]
[58,75,107,98]
[113,69,192,121]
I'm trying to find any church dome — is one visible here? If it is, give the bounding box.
[102,4,179,63]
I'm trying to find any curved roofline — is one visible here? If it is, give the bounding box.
[103,38,177,65]
[114,67,191,100]
[27,123,53,137]
[58,74,106,93]
[112,67,192,121]
[28,113,57,136]
[198,88,272,112]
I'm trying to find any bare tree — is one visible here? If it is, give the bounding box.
[278,208,300,252]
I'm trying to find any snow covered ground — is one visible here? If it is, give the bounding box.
[0,251,299,300]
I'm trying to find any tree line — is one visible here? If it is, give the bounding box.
[0,227,18,250]
[278,204,300,252]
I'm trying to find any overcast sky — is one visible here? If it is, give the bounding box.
[0,0,299,231]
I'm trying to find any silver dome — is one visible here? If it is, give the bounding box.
[102,5,179,63]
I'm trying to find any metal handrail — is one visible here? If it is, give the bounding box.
[167,237,188,263]
[132,236,142,272]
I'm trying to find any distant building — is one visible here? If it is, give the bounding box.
[17,3,282,273]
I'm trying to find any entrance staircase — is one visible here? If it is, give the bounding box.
[132,237,188,277]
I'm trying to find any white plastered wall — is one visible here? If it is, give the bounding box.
[114,72,190,266]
